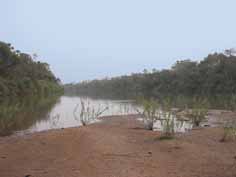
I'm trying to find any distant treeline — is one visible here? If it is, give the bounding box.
[0,41,63,102]
[64,49,236,109]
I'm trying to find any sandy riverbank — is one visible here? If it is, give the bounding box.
[0,115,236,177]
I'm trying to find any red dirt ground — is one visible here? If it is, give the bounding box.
[0,115,236,177]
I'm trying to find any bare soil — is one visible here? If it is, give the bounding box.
[0,115,236,177]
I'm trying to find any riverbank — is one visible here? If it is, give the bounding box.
[0,115,236,177]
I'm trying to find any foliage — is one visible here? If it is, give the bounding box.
[0,41,63,102]
[64,51,236,109]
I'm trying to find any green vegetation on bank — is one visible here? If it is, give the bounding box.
[64,49,236,109]
[0,41,63,102]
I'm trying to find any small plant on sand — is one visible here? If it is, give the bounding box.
[221,119,236,142]
[136,98,161,130]
[73,99,108,126]
[186,98,209,127]
[137,98,177,139]
[159,111,175,140]
[159,99,176,140]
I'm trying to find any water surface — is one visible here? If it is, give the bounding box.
[1,95,222,136]
[0,95,137,136]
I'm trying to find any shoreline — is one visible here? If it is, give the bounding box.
[4,109,236,139]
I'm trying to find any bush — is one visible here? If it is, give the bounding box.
[186,98,209,127]
[73,99,108,126]
[221,120,236,142]
[137,98,160,130]
[160,111,175,139]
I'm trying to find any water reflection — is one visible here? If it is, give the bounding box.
[0,95,205,136]
[28,96,138,133]
[153,118,193,133]
[0,96,60,136]
[0,96,138,136]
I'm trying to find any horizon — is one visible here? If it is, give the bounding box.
[1,0,236,83]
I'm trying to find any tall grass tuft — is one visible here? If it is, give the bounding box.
[137,98,178,139]
[136,98,161,130]
[159,98,176,139]
[186,98,209,127]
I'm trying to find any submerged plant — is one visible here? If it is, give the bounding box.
[186,98,209,127]
[73,99,108,126]
[50,114,60,128]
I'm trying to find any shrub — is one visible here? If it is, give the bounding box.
[137,98,161,130]
[73,99,108,126]
[159,99,176,139]
[138,98,176,139]
[186,98,209,127]
[221,120,236,142]
[159,111,175,139]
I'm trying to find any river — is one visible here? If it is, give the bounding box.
[0,95,137,136]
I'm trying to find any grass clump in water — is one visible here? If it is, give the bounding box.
[186,98,209,127]
[73,99,108,126]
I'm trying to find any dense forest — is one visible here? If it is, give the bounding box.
[64,49,236,109]
[0,41,63,102]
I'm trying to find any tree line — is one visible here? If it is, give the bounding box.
[0,41,63,102]
[64,49,236,109]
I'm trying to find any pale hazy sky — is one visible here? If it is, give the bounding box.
[1,0,236,83]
